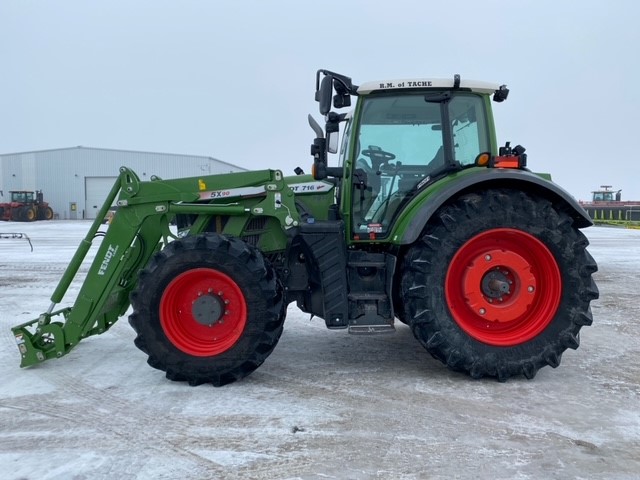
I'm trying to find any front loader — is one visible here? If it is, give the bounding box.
[12,69,599,385]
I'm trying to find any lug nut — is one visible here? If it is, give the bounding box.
[479,308,486,315]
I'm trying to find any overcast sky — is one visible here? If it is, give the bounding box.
[1,0,639,201]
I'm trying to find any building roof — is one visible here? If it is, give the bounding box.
[0,145,245,171]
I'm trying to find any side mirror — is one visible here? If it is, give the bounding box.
[315,69,357,114]
[327,131,339,154]
[317,75,333,115]
[325,112,341,154]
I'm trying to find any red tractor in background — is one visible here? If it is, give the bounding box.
[0,190,54,222]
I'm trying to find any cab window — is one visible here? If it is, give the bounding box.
[351,92,488,239]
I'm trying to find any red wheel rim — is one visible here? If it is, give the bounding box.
[160,268,247,356]
[445,228,561,346]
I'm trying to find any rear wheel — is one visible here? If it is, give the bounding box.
[401,189,599,381]
[38,206,54,220]
[13,207,26,221]
[129,233,285,386]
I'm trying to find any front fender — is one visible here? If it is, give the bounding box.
[391,168,592,245]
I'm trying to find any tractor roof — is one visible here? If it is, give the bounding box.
[357,78,501,95]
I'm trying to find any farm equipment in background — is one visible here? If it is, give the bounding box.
[0,232,33,251]
[11,69,599,385]
[579,185,640,228]
[0,190,54,222]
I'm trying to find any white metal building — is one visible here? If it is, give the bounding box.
[0,147,245,220]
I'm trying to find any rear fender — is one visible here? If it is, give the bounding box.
[391,168,592,245]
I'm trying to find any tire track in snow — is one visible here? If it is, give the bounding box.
[0,367,315,478]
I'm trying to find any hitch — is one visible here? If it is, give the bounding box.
[12,308,72,366]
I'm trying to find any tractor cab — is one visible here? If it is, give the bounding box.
[345,89,492,239]
[10,191,35,204]
[310,70,512,240]
[591,186,621,203]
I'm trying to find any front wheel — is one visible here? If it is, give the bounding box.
[129,233,285,386]
[23,206,37,222]
[401,189,599,381]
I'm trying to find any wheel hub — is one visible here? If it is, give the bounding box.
[481,269,512,299]
[463,248,536,322]
[191,293,225,326]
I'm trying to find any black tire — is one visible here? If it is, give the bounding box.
[392,278,409,325]
[23,206,37,222]
[13,207,25,222]
[129,233,285,386]
[401,189,599,381]
[38,206,54,220]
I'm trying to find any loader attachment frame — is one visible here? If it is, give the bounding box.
[11,166,297,367]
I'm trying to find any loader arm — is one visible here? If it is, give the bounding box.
[12,166,298,367]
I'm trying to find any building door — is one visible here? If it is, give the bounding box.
[85,177,117,219]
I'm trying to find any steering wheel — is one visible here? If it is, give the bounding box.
[361,145,396,166]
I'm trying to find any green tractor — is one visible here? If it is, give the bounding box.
[12,69,599,385]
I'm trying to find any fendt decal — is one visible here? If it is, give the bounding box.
[198,186,265,200]
[98,244,119,276]
[288,181,333,194]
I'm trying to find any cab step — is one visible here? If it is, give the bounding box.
[348,324,396,335]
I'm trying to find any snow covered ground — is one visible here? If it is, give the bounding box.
[0,221,638,479]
